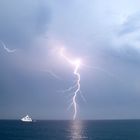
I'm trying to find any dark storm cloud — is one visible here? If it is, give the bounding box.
[118,13,140,36]
[0,0,50,48]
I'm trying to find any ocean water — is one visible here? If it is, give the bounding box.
[0,120,140,140]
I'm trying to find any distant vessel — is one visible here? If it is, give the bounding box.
[21,115,32,122]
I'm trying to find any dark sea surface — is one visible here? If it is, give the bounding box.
[0,120,140,140]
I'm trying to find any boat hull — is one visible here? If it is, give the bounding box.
[21,115,32,122]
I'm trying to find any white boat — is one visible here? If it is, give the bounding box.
[21,115,32,122]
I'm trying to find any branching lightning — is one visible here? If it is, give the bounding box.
[60,48,81,120]
[0,40,16,53]
[41,69,61,80]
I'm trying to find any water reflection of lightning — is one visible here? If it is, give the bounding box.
[60,48,81,120]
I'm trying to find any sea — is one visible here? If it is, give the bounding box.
[0,120,140,140]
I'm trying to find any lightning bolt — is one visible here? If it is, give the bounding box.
[60,48,81,120]
[0,40,16,53]
[73,60,80,120]
[41,69,61,80]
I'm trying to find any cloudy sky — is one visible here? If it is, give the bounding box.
[1,0,140,120]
